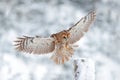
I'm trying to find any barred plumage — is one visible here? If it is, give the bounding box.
[14,10,96,64]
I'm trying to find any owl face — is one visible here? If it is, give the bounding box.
[51,30,70,44]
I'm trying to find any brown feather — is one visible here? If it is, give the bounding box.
[68,10,96,44]
[14,36,55,54]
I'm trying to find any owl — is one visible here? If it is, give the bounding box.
[14,10,96,64]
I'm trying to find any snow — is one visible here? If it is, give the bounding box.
[74,58,95,80]
[0,0,120,80]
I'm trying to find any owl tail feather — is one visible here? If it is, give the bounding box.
[50,47,74,64]
[51,54,70,64]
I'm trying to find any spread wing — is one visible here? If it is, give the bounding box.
[68,10,96,44]
[14,36,55,54]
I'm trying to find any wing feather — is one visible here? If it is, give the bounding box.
[68,10,96,44]
[14,36,55,54]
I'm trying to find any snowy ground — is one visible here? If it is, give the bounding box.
[0,0,120,80]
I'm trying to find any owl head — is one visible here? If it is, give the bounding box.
[51,30,70,44]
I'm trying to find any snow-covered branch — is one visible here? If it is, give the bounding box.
[73,58,95,80]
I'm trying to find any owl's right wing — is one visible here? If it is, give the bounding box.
[14,36,55,54]
[68,10,96,44]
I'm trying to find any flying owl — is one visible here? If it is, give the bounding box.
[14,10,96,64]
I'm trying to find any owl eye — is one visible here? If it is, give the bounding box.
[63,36,67,39]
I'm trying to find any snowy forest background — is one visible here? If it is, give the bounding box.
[0,0,120,80]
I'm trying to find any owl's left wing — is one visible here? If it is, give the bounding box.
[68,10,96,44]
[14,36,55,54]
